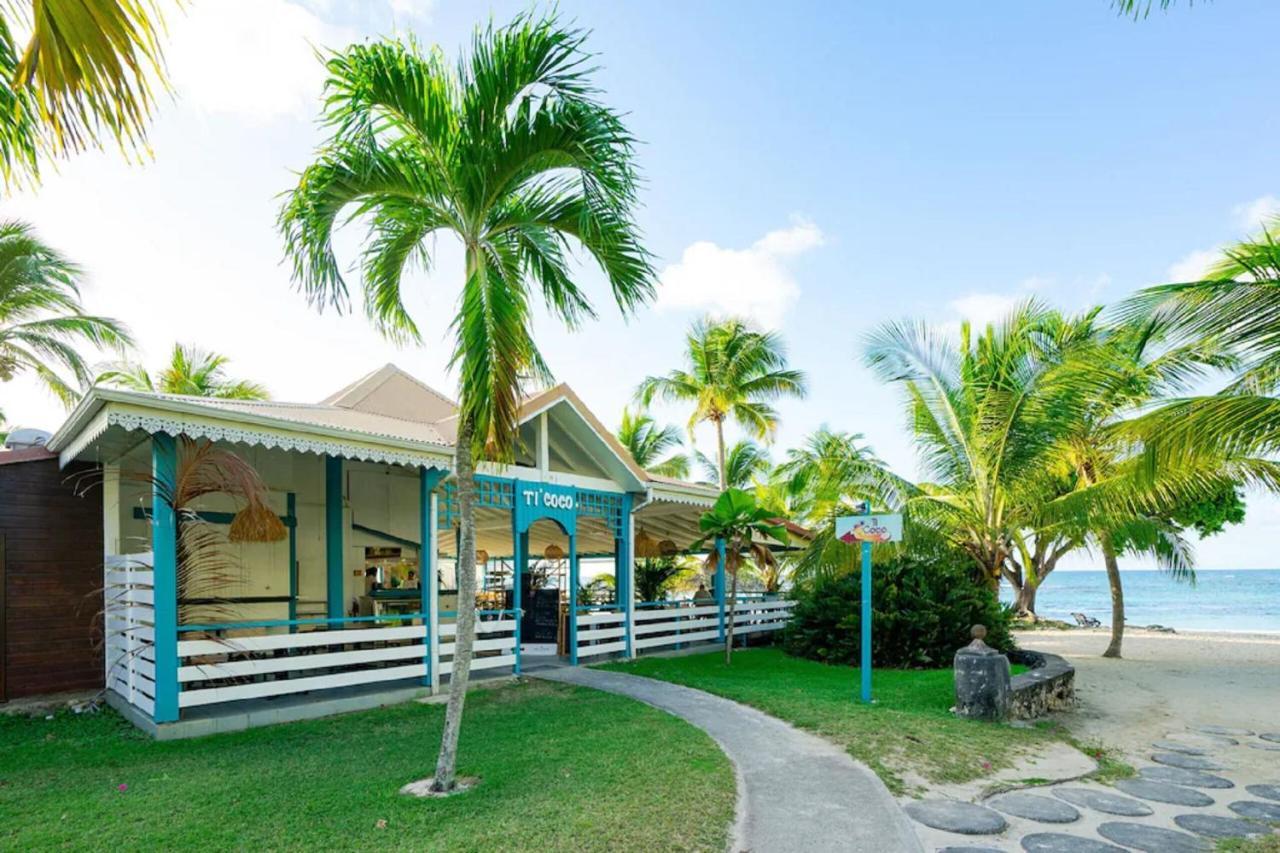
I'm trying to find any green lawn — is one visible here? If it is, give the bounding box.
[601,647,1064,795]
[0,681,733,851]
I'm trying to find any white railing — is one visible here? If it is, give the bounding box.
[438,614,518,676]
[574,608,627,659]
[633,603,722,652]
[104,554,157,717]
[730,598,796,636]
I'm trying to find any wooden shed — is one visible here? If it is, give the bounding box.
[0,448,103,702]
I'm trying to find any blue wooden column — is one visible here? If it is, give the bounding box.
[420,468,445,687]
[151,434,179,723]
[568,533,579,665]
[324,456,344,622]
[617,494,634,657]
[512,529,528,674]
[287,492,298,630]
[715,536,727,643]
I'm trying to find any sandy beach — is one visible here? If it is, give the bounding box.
[1015,627,1280,773]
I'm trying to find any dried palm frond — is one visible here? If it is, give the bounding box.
[228,502,286,543]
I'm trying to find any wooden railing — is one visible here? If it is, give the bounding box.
[104,554,157,717]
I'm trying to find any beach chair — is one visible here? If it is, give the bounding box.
[1072,612,1101,628]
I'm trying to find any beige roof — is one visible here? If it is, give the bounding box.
[321,363,458,425]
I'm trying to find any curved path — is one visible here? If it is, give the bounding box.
[534,666,922,853]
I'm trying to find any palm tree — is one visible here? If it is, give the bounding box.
[695,488,787,664]
[696,439,768,489]
[637,317,806,490]
[95,343,268,400]
[0,0,174,189]
[616,407,688,478]
[0,220,131,406]
[278,17,653,794]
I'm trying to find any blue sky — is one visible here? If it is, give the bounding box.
[6,1,1280,569]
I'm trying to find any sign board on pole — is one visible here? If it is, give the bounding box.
[835,512,903,705]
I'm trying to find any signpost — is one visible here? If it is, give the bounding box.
[835,511,903,703]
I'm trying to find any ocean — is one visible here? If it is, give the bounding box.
[1000,568,1280,633]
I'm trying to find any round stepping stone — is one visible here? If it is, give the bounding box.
[1246,783,1280,802]
[1152,740,1209,755]
[939,848,1004,853]
[1173,813,1268,839]
[1174,732,1238,747]
[1191,724,1254,737]
[1096,821,1211,853]
[1260,732,1280,743]
[1230,799,1280,822]
[1151,752,1227,771]
[988,791,1080,823]
[1052,786,1153,817]
[1139,765,1234,789]
[904,800,1007,835]
[1021,833,1126,853]
[1246,740,1280,751]
[1114,778,1215,807]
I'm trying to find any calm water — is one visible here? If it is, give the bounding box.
[1000,569,1280,633]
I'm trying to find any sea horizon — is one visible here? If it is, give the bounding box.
[1000,568,1280,634]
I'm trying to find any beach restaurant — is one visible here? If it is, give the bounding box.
[44,365,793,738]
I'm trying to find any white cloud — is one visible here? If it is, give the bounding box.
[1166,248,1220,282]
[947,292,1022,328]
[388,0,436,22]
[167,0,351,122]
[654,219,823,328]
[1233,194,1280,233]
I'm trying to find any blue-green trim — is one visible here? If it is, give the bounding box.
[419,467,445,686]
[715,537,727,643]
[287,492,298,629]
[325,456,344,621]
[151,434,179,723]
[568,533,579,665]
[860,540,873,703]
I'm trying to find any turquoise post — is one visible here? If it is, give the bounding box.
[325,456,344,622]
[568,533,579,665]
[860,539,873,703]
[287,492,297,631]
[618,494,633,657]
[512,530,526,675]
[419,468,441,686]
[715,536,727,643]
[151,434,179,723]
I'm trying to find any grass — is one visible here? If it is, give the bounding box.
[0,681,734,851]
[600,647,1066,795]
[1219,838,1280,852]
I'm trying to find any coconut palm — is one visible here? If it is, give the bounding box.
[696,439,768,489]
[616,407,688,479]
[0,0,173,189]
[0,220,131,406]
[637,317,806,490]
[278,17,653,794]
[95,343,268,400]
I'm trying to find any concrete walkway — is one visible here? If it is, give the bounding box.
[534,667,922,853]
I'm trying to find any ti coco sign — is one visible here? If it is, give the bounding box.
[835,513,903,544]
[521,487,577,511]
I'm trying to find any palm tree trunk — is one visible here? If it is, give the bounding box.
[1101,535,1125,659]
[724,547,738,665]
[1015,581,1037,619]
[715,418,727,490]
[431,415,478,792]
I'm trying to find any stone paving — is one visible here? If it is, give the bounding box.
[909,724,1280,851]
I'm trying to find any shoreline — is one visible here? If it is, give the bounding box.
[1022,624,1280,640]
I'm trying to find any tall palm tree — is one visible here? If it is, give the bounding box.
[279,17,654,794]
[1,0,173,189]
[696,439,768,489]
[616,407,688,478]
[0,220,130,406]
[94,343,268,400]
[637,317,806,490]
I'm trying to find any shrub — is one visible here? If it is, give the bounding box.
[782,553,1013,669]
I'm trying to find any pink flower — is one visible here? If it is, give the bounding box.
[117,784,128,793]
[980,761,992,770]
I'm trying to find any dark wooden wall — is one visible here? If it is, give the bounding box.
[0,458,103,701]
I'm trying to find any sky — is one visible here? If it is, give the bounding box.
[4,0,1280,570]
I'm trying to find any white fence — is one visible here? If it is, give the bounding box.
[574,608,628,659]
[731,599,796,636]
[438,615,518,676]
[575,598,796,658]
[104,553,157,717]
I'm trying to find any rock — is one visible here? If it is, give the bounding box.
[1229,799,1280,822]
[1020,833,1127,852]
[1245,741,1280,751]
[1151,740,1209,756]
[1114,778,1214,807]
[1191,724,1254,737]
[954,631,1011,721]
[1150,752,1226,771]
[1052,786,1154,817]
[988,791,1081,823]
[1173,813,1268,839]
[1138,765,1234,789]
[1168,731,1237,747]
[1260,732,1280,744]
[904,800,1007,835]
[1095,821,1212,853]
[1245,783,1280,802]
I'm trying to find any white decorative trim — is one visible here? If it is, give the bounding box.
[646,486,716,508]
[59,409,111,467]
[105,411,452,471]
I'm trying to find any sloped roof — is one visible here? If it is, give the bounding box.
[321,363,457,425]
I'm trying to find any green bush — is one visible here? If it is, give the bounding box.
[782,554,1013,668]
